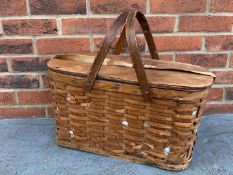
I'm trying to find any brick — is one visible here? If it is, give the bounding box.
[151,0,206,13]
[10,57,49,72]
[0,92,16,105]
[146,17,175,33]
[231,56,233,67]
[214,71,233,84]
[225,87,233,100]
[154,36,202,52]
[0,0,26,16]
[18,90,52,105]
[91,0,146,14]
[179,16,233,32]
[157,54,173,61]
[93,36,145,53]
[204,104,233,115]
[62,18,114,34]
[42,75,51,88]
[0,39,33,54]
[176,54,228,68]
[3,19,58,35]
[36,38,90,54]
[211,0,233,12]
[141,54,173,61]
[206,36,233,51]
[94,36,201,53]
[0,59,8,72]
[47,107,55,117]
[0,107,45,119]
[29,0,86,15]
[0,75,39,88]
[207,88,224,101]
[62,16,175,35]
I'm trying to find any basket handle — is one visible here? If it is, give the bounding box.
[83,12,128,91]
[84,11,156,101]
[114,15,159,60]
[124,11,154,100]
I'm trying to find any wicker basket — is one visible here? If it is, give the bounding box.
[48,11,215,171]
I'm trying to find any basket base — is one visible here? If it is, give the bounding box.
[57,139,191,171]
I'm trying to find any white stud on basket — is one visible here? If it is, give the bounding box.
[69,130,74,138]
[122,120,128,126]
[143,123,150,128]
[66,94,71,101]
[192,110,197,116]
[164,147,171,153]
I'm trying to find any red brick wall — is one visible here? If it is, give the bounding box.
[0,0,233,118]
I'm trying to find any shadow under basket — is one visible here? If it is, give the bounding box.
[48,53,215,171]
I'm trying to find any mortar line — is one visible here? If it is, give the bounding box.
[0,20,3,36]
[201,36,206,51]
[171,50,231,54]
[173,16,179,32]
[1,35,91,39]
[222,87,227,102]
[146,0,151,14]
[38,74,44,89]
[1,36,33,39]
[0,51,232,58]
[146,13,233,16]
[0,104,53,108]
[206,0,212,13]
[145,41,149,52]
[226,53,231,68]
[89,34,94,52]
[0,54,54,58]
[0,89,51,92]
[45,106,49,118]
[14,91,19,105]
[212,84,233,88]
[2,32,233,39]
[34,35,91,39]
[25,0,31,16]
[152,32,233,36]
[206,101,233,105]
[86,0,91,15]
[95,32,233,36]
[2,12,233,20]
[0,72,48,75]
[173,52,176,62]
[6,58,12,72]
[32,37,38,55]
[56,17,62,35]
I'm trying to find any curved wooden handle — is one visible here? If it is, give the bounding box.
[114,12,159,60]
[84,11,155,101]
[126,11,153,101]
[83,12,128,93]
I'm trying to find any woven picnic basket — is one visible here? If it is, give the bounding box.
[48,11,215,171]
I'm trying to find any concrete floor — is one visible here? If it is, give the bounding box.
[0,114,233,175]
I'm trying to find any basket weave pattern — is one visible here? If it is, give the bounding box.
[49,71,209,170]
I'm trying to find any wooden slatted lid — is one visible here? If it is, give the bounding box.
[48,53,215,91]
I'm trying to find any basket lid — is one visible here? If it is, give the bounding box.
[48,53,215,91]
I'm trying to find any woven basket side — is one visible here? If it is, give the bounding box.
[49,71,209,171]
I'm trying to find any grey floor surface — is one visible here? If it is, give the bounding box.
[0,114,233,175]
